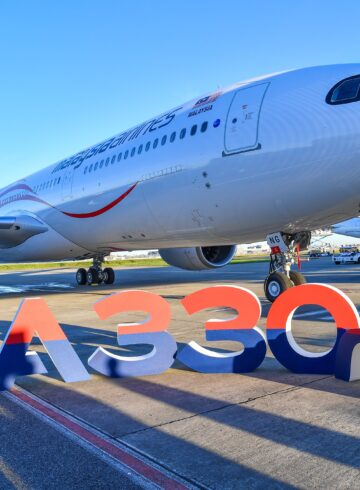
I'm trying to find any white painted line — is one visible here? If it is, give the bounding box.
[293,310,329,319]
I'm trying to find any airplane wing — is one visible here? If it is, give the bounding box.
[0,216,48,248]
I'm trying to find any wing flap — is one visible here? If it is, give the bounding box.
[0,216,48,248]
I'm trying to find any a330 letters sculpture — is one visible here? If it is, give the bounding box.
[0,283,359,390]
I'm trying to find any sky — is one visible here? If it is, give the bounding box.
[1,0,360,188]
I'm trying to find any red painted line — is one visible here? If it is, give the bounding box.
[62,183,138,218]
[0,184,138,219]
[0,183,34,199]
[0,194,47,211]
[11,388,188,490]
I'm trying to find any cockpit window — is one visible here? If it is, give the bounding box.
[326,75,360,105]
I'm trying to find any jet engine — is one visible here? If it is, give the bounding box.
[159,245,236,271]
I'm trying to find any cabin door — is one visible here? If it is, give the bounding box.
[224,83,269,154]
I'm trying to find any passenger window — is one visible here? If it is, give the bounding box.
[105,157,110,166]
[145,141,151,151]
[84,167,88,174]
[111,155,116,164]
[117,152,122,162]
[89,164,93,172]
[94,162,99,171]
[170,131,176,142]
[138,144,143,154]
[201,121,208,133]
[99,160,104,169]
[131,147,136,157]
[161,135,167,146]
[213,119,221,128]
[124,150,129,160]
[180,128,186,139]
[58,177,61,184]
[327,75,360,104]
[153,138,159,149]
[191,124,197,136]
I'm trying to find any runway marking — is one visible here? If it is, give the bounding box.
[0,283,74,295]
[293,309,329,319]
[4,387,191,490]
[294,306,360,321]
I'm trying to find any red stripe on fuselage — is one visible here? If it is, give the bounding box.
[0,183,34,200]
[0,184,138,219]
[62,183,138,218]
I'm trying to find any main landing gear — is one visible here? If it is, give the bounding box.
[264,231,311,303]
[76,257,115,286]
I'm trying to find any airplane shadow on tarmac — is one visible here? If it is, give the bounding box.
[5,366,360,489]
[0,317,359,487]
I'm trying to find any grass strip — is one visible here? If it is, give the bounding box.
[0,255,269,271]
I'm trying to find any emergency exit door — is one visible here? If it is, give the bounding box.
[224,82,269,154]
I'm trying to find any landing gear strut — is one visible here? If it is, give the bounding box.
[264,231,310,302]
[76,257,115,286]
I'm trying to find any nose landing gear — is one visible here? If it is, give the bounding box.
[76,257,115,286]
[264,232,310,302]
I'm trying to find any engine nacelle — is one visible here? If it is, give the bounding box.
[159,245,237,271]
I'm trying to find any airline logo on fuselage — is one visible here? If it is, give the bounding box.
[51,107,182,174]
[188,91,222,118]
[192,92,221,108]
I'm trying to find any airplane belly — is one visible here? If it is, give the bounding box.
[37,183,162,252]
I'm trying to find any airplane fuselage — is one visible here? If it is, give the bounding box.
[2,64,360,262]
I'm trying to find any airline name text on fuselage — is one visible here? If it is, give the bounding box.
[51,107,182,174]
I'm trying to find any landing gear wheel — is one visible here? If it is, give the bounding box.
[76,268,87,286]
[289,270,306,286]
[87,267,101,285]
[264,272,293,303]
[103,267,115,285]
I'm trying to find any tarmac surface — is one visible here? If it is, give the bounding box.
[0,257,359,489]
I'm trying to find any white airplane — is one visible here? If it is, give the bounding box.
[2,64,360,302]
[332,218,360,238]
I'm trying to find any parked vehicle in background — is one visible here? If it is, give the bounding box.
[332,246,360,264]
[309,249,332,258]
